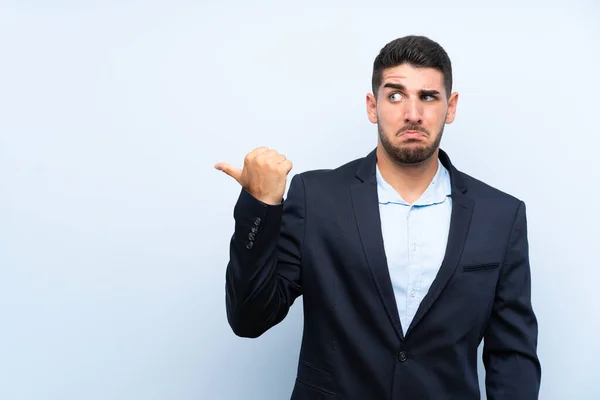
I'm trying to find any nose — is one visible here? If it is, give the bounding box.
[404,97,423,125]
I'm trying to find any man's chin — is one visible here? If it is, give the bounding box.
[389,146,435,165]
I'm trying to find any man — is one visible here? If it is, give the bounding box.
[215,35,541,399]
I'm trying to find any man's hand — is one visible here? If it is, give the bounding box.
[215,147,293,205]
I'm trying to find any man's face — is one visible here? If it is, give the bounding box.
[367,63,458,164]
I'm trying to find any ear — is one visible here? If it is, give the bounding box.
[445,92,459,124]
[366,93,378,124]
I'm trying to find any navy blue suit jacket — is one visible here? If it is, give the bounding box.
[225,148,541,399]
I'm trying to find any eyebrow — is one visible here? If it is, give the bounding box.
[383,83,441,96]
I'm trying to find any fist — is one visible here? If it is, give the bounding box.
[215,147,293,205]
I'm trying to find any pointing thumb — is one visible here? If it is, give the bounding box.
[214,162,243,184]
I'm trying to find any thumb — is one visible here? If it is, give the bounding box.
[214,162,243,184]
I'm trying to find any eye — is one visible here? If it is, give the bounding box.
[421,94,437,102]
[389,93,403,102]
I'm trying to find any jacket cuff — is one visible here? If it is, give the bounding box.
[233,188,283,252]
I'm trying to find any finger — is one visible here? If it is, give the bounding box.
[253,149,277,162]
[256,150,286,167]
[279,159,293,174]
[214,162,243,183]
[260,153,286,167]
[273,154,287,164]
[246,147,270,162]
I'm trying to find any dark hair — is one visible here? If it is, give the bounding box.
[371,35,453,99]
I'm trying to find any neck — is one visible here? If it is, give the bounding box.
[376,146,440,204]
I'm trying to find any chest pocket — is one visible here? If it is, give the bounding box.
[462,262,500,272]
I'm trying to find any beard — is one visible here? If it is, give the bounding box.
[378,121,444,165]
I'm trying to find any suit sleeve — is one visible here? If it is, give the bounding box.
[483,201,542,399]
[224,174,305,338]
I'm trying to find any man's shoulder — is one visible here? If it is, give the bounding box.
[293,154,365,184]
[455,168,523,206]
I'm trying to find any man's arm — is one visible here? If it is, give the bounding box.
[225,174,305,338]
[483,201,542,399]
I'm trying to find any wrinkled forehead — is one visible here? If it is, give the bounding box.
[380,64,445,93]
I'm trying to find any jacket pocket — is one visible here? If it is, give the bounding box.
[294,361,336,397]
[462,262,500,272]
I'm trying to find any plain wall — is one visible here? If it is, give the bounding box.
[1,1,599,399]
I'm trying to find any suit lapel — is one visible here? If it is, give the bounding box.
[405,151,474,337]
[350,150,404,341]
[351,182,404,341]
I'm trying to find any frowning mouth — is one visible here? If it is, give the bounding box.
[400,130,427,138]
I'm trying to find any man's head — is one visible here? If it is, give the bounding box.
[367,35,458,165]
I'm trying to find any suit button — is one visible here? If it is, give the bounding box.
[254,217,261,226]
[251,226,258,234]
[246,242,254,250]
[248,232,255,241]
[397,351,408,362]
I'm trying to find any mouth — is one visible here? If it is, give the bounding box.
[400,130,427,139]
